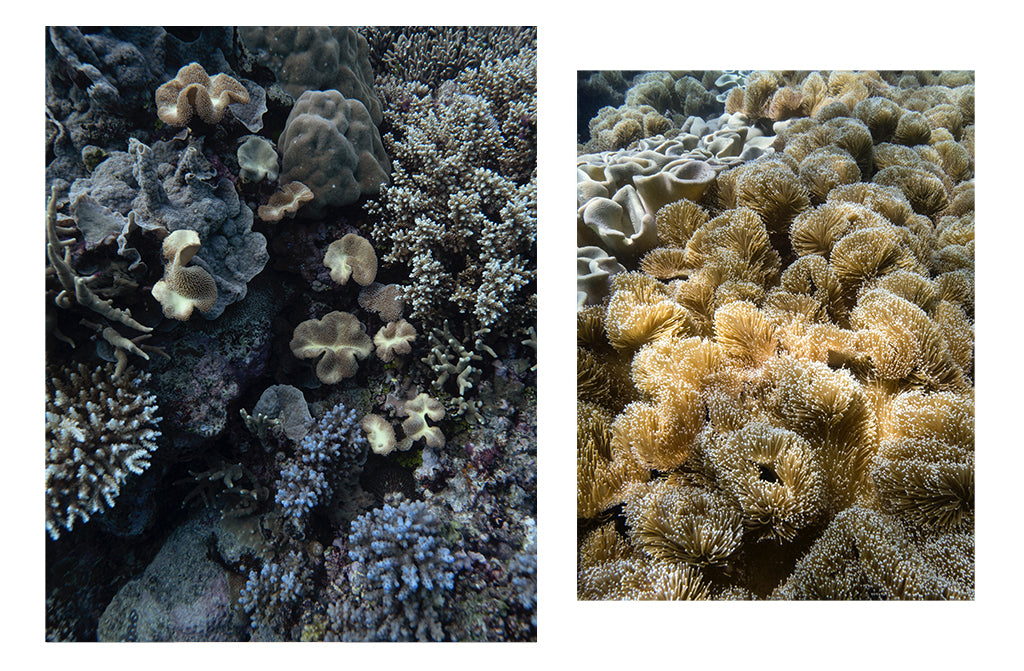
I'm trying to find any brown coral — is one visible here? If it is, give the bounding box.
[155,62,249,127]
[289,311,373,384]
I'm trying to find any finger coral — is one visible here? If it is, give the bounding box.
[578,70,974,600]
[155,62,249,127]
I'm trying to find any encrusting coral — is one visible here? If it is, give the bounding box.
[578,70,974,600]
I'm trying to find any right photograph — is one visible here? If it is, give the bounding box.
[577,71,975,600]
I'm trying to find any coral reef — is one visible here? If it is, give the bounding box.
[46,26,535,642]
[578,70,974,600]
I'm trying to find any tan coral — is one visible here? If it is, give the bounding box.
[361,414,398,455]
[289,311,373,384]
[257,182,313,222]
[373,319,417,362]
[358,282,404,322]
[397,393,445,451]
[150,229,218,321]
[155,62,249,127]
[324,233,378,286]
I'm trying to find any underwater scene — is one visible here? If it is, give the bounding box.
[44,26,537,641]
[577,70,975,599]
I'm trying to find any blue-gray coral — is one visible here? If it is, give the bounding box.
[332,494,459,641]
[274,402,368,529]
[68,136,268,318]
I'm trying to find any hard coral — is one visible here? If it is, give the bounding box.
[279,90,390,214]
[289,311,373,384]
[46,362,161,539]
[155,62,249,127]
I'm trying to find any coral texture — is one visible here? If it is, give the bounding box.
[279,89,390,214]
[155,62,249,127]
[46,363,161,539]
[578,70,975,600]
[367,45,537,340]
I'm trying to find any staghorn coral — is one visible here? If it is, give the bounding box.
[330,494,461,641]
[368,46,536,339]
[578,70,974,600]
[46,362,161,539]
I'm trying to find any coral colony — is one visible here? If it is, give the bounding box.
[577,71,974,599]
[45,26,536,641]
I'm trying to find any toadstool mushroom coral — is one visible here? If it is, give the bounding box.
[373,319,417,362]
[150,229,218,321]
[578,70,975,601]
[155,62,249,127]
[289,311,373,384]
[323,233,377,286]
[257,182,314,222]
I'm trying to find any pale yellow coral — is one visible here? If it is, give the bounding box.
[289,311,373,384]
[150,229,218,321]
[155,62,249,127]
[373,319,417,362]
[324,233,378,286]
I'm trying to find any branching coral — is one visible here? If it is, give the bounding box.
[367,46,536,339]
[331,494,461,641]
[46,362,161,539]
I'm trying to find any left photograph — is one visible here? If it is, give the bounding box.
[44,26,537,641]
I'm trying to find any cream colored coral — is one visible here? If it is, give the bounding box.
[373,319,417,362]
[155,62,249,127]
[324,233,377,286]
[257,182,314,222]
[397,393,445,451]
[289,311,373,384]
[150,229,218,321]
[361,414,397,455]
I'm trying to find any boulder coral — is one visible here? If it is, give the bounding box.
[279,89,390,214]
[578,70,975,600]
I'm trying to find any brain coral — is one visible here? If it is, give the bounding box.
[279,89,391,214]
[578,70,975,600]
[46,362,161,540]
